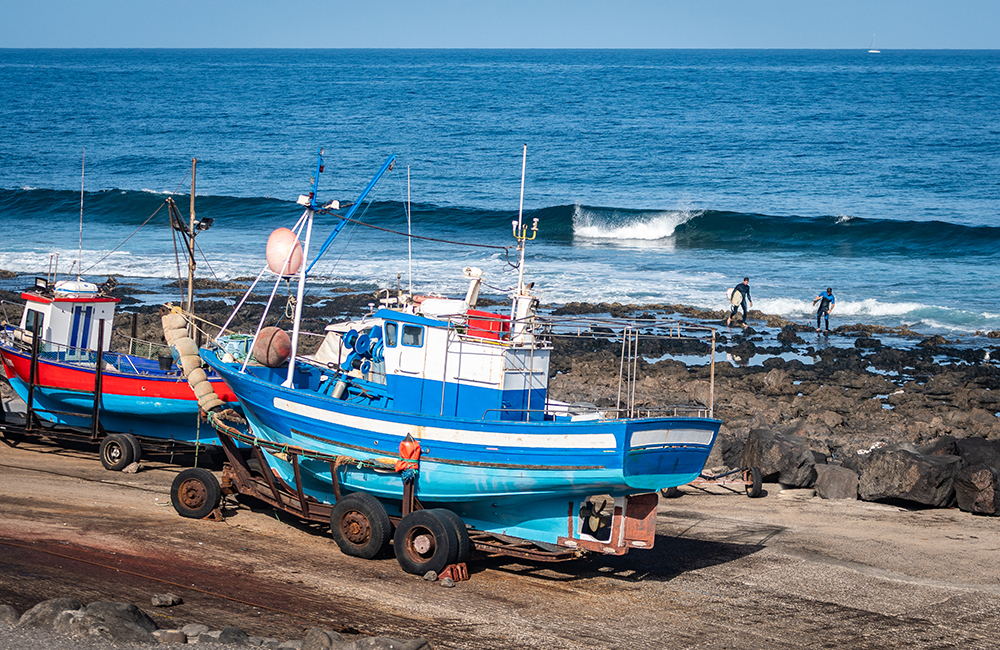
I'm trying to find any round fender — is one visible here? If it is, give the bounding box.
[180,354,203,376]
[187,367,209,388]
[265,227,303,276]
[173,337,198,359]
[163,327,188,346]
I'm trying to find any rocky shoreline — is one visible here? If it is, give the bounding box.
[547,302,1000,512]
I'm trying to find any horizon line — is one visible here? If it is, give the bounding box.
[1,46,998,52]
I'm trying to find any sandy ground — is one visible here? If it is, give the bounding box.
[2,439,999,650]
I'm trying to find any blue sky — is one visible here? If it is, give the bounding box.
[3,0,997,49]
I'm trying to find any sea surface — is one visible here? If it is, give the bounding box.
[0,49,998,335]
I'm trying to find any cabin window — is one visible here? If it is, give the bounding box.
[24,309,44,334]
[384,322,398,347]
[401,324,424,347]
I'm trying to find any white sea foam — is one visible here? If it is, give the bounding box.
[835,298,926,318]
[834,214,856,224]
[2,239,994,336]
[572,204,697,241]
[139,188,180,196]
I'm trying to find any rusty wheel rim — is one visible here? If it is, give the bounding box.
[340,510,372,546]
[403,526,436,561]
[177,478,208,510]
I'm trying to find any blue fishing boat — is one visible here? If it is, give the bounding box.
[186,148,721,575]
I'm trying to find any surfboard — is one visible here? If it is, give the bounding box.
[729,288,743,306]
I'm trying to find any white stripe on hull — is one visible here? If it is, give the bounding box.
[273,396,619,449]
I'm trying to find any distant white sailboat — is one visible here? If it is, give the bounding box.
[868,35,880,53]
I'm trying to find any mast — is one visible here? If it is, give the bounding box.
[284,151,396,388]
[186,158,197,334]
[510,145,538,344]
[283,148,323,388]
[78,147,85,280]
[515,144,528,295]
[407,165,413,296]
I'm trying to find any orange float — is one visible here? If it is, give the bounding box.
[396,433,421,472]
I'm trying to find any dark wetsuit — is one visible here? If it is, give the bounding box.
[816,291,835,330]
[730,283,751,321]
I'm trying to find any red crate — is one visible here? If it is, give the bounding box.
[466,309,510,340]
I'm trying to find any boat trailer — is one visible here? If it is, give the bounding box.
[171,410,662,579]
[1,319,220,470]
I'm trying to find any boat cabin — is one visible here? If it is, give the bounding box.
[311,271,550,422]
[16,278,117,359]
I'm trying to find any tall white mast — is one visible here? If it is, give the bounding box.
[283,209,314,388]
[407,165,413,297]
[78,147,85,280]
[510,145,538,344]
[515,144,527,295]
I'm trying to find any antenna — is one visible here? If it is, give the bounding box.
[78,147,85,280]
[407,165,413,297]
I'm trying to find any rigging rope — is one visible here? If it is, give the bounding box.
[315,207,513,253]
[81,172,192,275]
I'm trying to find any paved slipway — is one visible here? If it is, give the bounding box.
[1,440,1000,650]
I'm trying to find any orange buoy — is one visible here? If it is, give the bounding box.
[265,227,303,276]
[253,326,292,367]
[395,433,421,472]
[399,433,421,460]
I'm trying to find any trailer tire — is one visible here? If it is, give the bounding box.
[123,433,142,464]
[99,434,135,471]
[430,509,471,563]
[745,466,763,498]
[330,493,392,560]
[171,467,221,519]
[394,509,458,575]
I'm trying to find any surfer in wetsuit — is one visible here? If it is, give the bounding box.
[813,287,835,332]
[726,277,752,327]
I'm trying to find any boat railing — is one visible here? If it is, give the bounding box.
[25,339,123,373]
[126,336,170,362]
[485,404,711,421]
[598,405,713,419]
[534,314,718,419]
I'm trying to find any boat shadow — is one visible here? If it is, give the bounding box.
[471,523,781,583]
[226,495,783,583]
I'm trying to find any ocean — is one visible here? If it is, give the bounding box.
[0,49,998,335]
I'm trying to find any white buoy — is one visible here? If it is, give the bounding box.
[266,228,303,276]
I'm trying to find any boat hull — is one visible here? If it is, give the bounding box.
[0,342,236,445]
[204,349,720,544]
